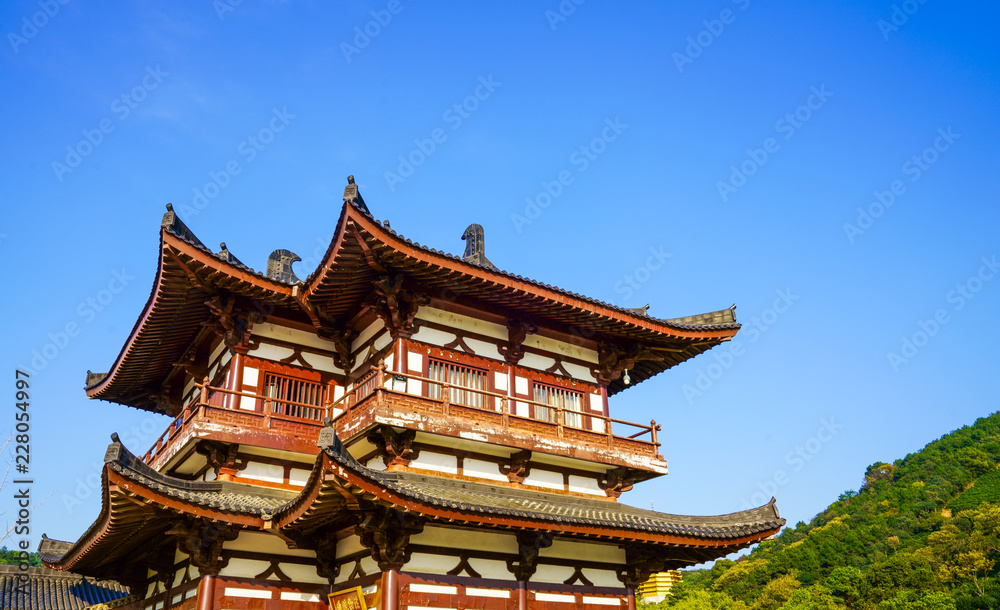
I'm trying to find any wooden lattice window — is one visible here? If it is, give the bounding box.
[427,359,487,408]
[262,372,325,421]
[533,383,584,428]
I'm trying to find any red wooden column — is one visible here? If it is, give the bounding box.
[627,588,636,610]
[382,569,400,610]
[517,580,528,610]
[195,574,216,610]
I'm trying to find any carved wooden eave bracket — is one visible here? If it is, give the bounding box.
[498,319,537,365]
[367,427,419,468]
[598,467,640,499]
[292,287,355,370]
[167,519,240,576]
[311,526,342,584]
[195,440,247,479]
[506,530,554,582]
[593,343,665,386]
[370,273,428,339]
[204,295,264,352]
[356,506,424,572]
[499,450,532,484]
[618,545,666,589]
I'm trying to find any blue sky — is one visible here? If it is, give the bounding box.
[1,1,998,556]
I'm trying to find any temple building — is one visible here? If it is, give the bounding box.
[41,178,784,610]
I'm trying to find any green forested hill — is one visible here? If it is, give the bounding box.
[646,411,1000,610]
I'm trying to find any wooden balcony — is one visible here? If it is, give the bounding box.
[144,365,668,475]
[329,364,668,473]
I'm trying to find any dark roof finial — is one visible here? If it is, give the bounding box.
[161,202,207,250]
[461,223,495,268]
[343,175,371,216]
[265,249,302,283]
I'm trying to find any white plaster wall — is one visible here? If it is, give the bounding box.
[248,343,295,363]
[519,353,555,372]
[586,570,630,588]
[514,376,528,394]
[289,468,311,486]
[463,337,502,360]
[225,531,314,557]
[366,457,387,471]
[567,475,604,496]
[523,334,599,364]
[242,366,259,388]
[410,326,454,348]
[241,462,284,484]
[407,352,423,372]
[563,361,597,382]
[415,307,508,341]
[352,319,386,352]
[412,526,517,553]
[464,458,507,482]
[494,372,508,392]
[337,535,366,557]
[409,452,458,475]
[531,565,576,585]
[524,469,563,491]
[402,552,454,575]
[540,539,626,564]
[278,564,328,585]
[219,558,269,579]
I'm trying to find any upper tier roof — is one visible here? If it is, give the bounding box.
[86,185,739,411]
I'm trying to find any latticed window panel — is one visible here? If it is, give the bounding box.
[533,383,584,428]
[427,359,487,409]
[262,372,325,420]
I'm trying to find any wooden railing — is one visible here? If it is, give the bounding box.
[143,364,662,464]
[327,362,661,449]
[141,377,326,464]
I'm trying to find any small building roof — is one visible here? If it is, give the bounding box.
[0,564,131,610]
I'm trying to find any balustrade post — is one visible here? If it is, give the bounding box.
[556,407,564,438]
[200,376,209,405]
[376,361,386,404]
[501,396,509,428]
[607,418,614,449]
[651,420,660,447]
[442,384,450,416]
